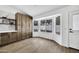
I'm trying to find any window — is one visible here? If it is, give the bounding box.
[34,29,38,32]
[34,21,38,26]
[40,20,46,32]
[40,20,46,26]
[34,21,39,32]
[46,19,52,32]
[56,16,60,25]
[56,16,60,35]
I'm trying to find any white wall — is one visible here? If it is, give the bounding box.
[33,16,54,40]
[33,14,62,46]
[0,11,16,32]
[0,5,22,19]
[33,6,79,47]
[0,6,22,32]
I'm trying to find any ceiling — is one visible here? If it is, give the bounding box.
[11,5,67,17]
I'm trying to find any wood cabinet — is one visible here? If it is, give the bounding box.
[9,32,17,42]
[0,33,10,45]
[21,15,26,39]
[0,34,1,45]
[0,13,32,46]
[0,32,17,45]
[16,13,32,40]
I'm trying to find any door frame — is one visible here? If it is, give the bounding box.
[68,10,79,48]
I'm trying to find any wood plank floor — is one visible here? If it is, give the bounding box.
[0,38,79,53]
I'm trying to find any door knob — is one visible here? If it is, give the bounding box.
[69,28,73,33]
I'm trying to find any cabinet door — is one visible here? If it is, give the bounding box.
[26,17,29,38]
[16,13,22,41]
[24,16,27,39]
[28,17,32,38]
[29,19,32,37]
[21,15,25,39]
[1,33,10,45]
[10,32,17,42]
[17,31,22,39]
[25,17,28,38]
[0,34,1,45]
[16,14,22,26]
[8,33,12,43]
[12,32,17,42]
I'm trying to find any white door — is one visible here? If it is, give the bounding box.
[69,11,79,50]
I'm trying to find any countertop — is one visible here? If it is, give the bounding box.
[0,30,17,33]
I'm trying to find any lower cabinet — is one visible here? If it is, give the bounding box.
[0,34,1,45]
[1,33,10,45]
[12,33,17,42]
[0,32,17,45]
[0,32,32,46]
[27,32,32,38]
[21,33,26,40]
[17,32,22,41]
[9,32,17,43]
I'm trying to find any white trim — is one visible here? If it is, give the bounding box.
[33,14,63,46]
[54,14,63,45]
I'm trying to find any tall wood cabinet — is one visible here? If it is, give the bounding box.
[16,13,22,41]
[16,13,32,40]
